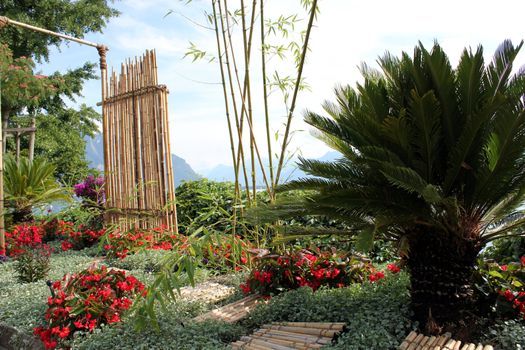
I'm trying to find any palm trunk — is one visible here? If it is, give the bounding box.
[12,206,33,224]
[406,227,480,332]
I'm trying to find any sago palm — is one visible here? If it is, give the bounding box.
[4,157,71,223]
[275,40,525,328]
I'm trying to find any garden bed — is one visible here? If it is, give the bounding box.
[1,241,524,349]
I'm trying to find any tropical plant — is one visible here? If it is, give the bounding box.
[265,40,525,330]
[4,157,71,223]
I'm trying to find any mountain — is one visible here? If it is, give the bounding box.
[204,151,341,186]
[84,134,201,187]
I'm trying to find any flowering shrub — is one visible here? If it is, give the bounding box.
[477,257,525,320]
[201,234,252,272]
[73,175,105,205]
[34,265,145,349]
[103,226,188,259]
[5,224,46,257]
[240,249,376,296]
[7,220,105,254]
[61,224,106,251]
[104,226,253,272]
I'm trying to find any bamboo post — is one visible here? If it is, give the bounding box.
[28,117,35,161]
[15,127,20,165]
[0,33,4,255]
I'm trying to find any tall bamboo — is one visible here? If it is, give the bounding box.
[240,0,257,201]
[217,0,252,204]
[260,0,274,199]
[274,0,318,187]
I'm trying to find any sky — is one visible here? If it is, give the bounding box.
[36,0,525,174]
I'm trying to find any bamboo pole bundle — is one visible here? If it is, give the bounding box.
[252,329,332,345]
[260,325,339,338]
[398,331,494,350]
[230,322,346,349]
[193,294,261,323]
[102,50,177,231]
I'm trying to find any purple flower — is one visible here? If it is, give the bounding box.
[74,175,105,204]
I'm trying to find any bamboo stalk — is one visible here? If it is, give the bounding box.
[271,322,345,331]
[240,0,257,201]
[274,0,318,187]
[250,335,322,349]
[253,329,332,345]
[260,0,274,198]
[239,337,296,350]
[218,0,252,204]
[261,324,338,338]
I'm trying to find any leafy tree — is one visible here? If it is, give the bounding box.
[271,41,525,329]
[0,0,118,61]
[4,156,71,223]
[0,0,119,181]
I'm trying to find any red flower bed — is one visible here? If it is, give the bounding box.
[103,227,253,271]
[240,249,392,296]
[103,226,188,259]
[34,265,145,349]
[5,224,49,257]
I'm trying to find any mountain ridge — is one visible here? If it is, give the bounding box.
[84,134,201,187]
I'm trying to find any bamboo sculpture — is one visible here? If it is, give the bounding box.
[102,50,177,232]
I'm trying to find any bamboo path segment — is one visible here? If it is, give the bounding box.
[231,322,347,350]
[399,331,494,350]
[102,50,177,231]
[193,294,263,323]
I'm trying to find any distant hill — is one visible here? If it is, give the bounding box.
[204,151,341,186]
[85,134,201,187]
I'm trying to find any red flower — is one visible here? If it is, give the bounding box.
[57,327,70,339]
[503,289,515,302]
[240,283,251,294]
[521,256,525,266]
[329,268,341,279]
[500,265,508,271]
[369,271,385,283]
[387,263,401,274]
[61,241,73,251]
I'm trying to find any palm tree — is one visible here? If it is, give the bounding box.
[4,157,71,223]
[275,40,525,329]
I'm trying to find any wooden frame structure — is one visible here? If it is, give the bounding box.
[102,50,177,231]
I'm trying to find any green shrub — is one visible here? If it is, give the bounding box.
[481,319,525,350]
[51,203,104,231]
[475,257,525,320]
[13,245,52,282]
[175,179,237,234]
[483,236,525,264]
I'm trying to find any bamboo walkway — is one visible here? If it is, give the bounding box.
[193,294,263,323]
[230,322,346,349]
[399,331,494,350]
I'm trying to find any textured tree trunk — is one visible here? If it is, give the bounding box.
[12,206,33,224]
[407,227,480,332]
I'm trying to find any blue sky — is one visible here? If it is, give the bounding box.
[36,0,525,173]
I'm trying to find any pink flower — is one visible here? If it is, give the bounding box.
[521,256,525,266]
[500,265,508,271]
